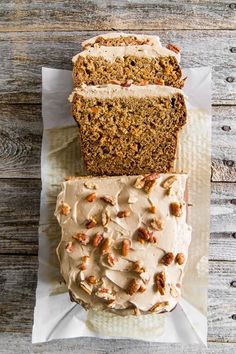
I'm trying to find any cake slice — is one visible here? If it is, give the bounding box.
[69,84,187,176]
[82,32,162,49]
[72,44,183,88]
[55,174,191,316]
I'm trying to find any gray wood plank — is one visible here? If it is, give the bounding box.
[0,334,236,354]
[0,179,235,261]
[0,1,235,31]
[0,30,235,104]
[0,255,235,342]
[1,104,235,181]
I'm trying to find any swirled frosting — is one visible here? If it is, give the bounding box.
[55,174,191,315]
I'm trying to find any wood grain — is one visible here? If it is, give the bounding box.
[0,255,235,342]
[0,30,235,104]
[0,1,235,32]
[0,334,236,354]
[0,179,235,261]
[0,104,235,181]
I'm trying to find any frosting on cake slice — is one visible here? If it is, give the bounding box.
[55,174,191,316]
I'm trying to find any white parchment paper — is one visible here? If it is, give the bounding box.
[32,67,211,345]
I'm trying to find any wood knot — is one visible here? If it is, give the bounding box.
[230,199,236,205]
[230,47,236,53]
[230,281,236,287]
[221,125,231,131]
[229,4,236,10]
[231,314,236,320]
[232,233,236,239]
[226,77,234,83]
[223,159,234,167]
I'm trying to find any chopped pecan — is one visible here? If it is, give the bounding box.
[86,275,97,284]
[143,173,160,181]
[107,253,118,266]
[149,205,156,214]
[100,238,111,254]
[92,233,104,247]
[117,210,130,218]
[138,80,149,86]
[150,217,164,231]
[81,255,89,263]
[161,252,174,266]
[161,175,177,189]
[85,192,97,202]
[79,263,87,270]
[102,208,110,227]
[175,253,185,265]
[138,285,146,293]
[149,301,169,313]
[126,279,141,295]
[155,271,166,295]
[65,241,75,253]
[170,202,182,217]
[85,217,97,229]
[166,43,180,53]
[143,180,156,194]
[100,195,116,205]
[154,78,165,85]
[149,234,157,243]
[95,288,116,301]
[134,176,145,189]
[121,79,133,87]
[72,232,89,245]
[59,202,71,216]
[137,227,153,242]
[80,281,93,295]
[121,239,130,256]
[132,261,145,274]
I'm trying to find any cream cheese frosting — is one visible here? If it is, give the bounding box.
[69,83,184,102]
[82,32,162,48]
[55,174,191,315]
[72,44,180,64]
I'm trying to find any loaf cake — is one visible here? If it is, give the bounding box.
[70,84,187,176]
[72,44,183,88]
[55,173,191,315]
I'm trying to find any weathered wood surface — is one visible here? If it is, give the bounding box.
[0,1,236,31]
[0,335,235,354]
[1,30,236,104]
[0,255,235,342]
[0,178,235,261]
[0,104,235,181]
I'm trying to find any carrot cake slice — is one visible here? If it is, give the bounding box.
[55,173,191,315]
[69,84,187,176]
[72,43,183,88]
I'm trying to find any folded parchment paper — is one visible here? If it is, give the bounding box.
[32,67,211,344]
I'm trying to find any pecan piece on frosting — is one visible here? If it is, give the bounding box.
[100,195,116,205]
[126,279,141,295]
[107,253,118,266]
[149,205,156,214]
[95,288,116,301]
[138,285,146,293]
[65,241,75,253]
[143,180,156,194]
[117,209,130,218]
[150,217,164,231]
[166,43,180,53]
[100,238,111,254]
[80,281,93,295]
[121,239,130,256]
[86,275,97,284]
[161,175,177,189]
[132,261,145,274]
[143,173,160,181]
[149,301,169,313]
[175,252,185,265]
[72,232,89,245]
[102,208,110,227]
[59,202,71,216]
[155,271,166,295]
[170,202,182,217]
[92,233,104,247]
[85,192,97,202]
[137,226,156,243]
[134,176,145,189]
[160,252,174,266]
[85,217,97,229]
